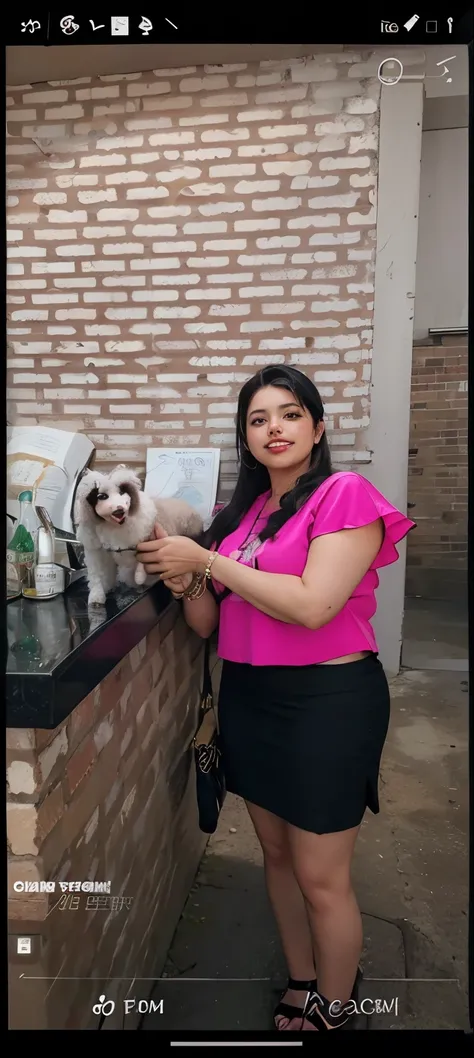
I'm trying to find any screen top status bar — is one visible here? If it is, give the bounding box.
[7,12,474,45]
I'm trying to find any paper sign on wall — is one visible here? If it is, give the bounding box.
[145,448,220,526]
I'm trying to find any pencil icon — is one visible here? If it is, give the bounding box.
[404,14,420,31]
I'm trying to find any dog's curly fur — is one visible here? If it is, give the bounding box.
[74,464,203,608]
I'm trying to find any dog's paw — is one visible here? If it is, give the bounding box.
[88,589,106,608]
[134,568,147,586]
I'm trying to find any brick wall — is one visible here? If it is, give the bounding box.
[7,53,380,495]
[7,606,207,1030]
[406,335,468,601]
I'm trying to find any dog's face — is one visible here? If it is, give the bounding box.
[87,481,133,525]
[80,467,142,527]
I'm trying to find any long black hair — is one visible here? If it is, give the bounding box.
[201,365,333,552]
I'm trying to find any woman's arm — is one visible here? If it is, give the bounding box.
[208,520,383,629]
[141,519,384,630]
[182,588,219,639]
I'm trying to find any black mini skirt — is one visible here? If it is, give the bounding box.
[217,653,390,835]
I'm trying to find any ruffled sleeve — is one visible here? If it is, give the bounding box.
[308,472,416,569]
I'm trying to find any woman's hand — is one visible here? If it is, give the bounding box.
[136,531,210,580]
[164,573,193,596]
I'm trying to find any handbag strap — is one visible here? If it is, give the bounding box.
[201,638,213,701]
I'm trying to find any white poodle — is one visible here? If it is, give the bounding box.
[73,464,203,608]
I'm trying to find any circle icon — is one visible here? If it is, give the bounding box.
[378,57,404,86]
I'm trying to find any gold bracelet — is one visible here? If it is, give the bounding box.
[204,551,219,579]
[170,573,199,600]
[185,576,206,601]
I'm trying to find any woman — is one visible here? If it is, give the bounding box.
[137,366,415,1032]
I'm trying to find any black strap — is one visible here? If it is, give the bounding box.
[201,638,213,700]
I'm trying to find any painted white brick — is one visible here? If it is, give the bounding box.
[320,155,371,170]
[44,105,85,120]
[179,76,229,92]
[235,180,280,195]
[201,128,250,142]
[78,190,118,203]
[201,94,249,109]
[126,187,170,200]
[153,306,201,319]
[125,118,171,131]
[8,246,47,258]
[32,293,78,304]
[34,229,79,241]
[292,253,336,264]
[209,305,250,316]
[7,263,24,274]
[13,372,52,384]
[255,86,308,104]
[185,148,232,161]
[209,163,256,177]
[237,107,284,122]
[8,179,48,190]
[185,323,227,334]
[292,284,340,296]
[350,173,377,188]
[235,218,280,232]
[256,236,300,249]
[259,125,307,139]
[292,175,340,190]
[142,96,193,112]
[252,197,302,213]
[76,87,120,101]
[156,166,201,183]
[16,403,53,414]
[10,279,47,290]
[262,160,312,176]
[150,273,199,288]
[130,257,179,271]
[288,214,341,229]
[239,285,284,298]
[237,142,288,158]
[7,109,38,122]
[149,131,195,146]
[260,269,306,281]
[197,201,244,217]
[147,206,192,218]
[261,302,305,314]
[188,256,229,268]
[56,175,99,188]
[349,133,378,153]
[84,292,128,304]
[33,191,68,205]
[204,239,248,251]
[241,321,283,332]
[309,232,360,245]
[180,113,230,128]
[206,273,253,285]
[291,63,339,85]
[7,230,23,242]
[127,81,172,97]
[345,97,378,115]
[56,244,95,257]
[348,208,376,225]
[348,249,373,261]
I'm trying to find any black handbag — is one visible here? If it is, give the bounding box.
[193,638,226,834]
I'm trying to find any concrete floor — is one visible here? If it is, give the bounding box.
[141,600,470,1033]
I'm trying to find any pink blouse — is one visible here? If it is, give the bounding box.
[213,471,415,666]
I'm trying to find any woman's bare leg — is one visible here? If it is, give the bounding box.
[245,801,316,1029]
[288,823,362,1030]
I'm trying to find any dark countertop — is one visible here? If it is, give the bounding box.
[6,578,173,730]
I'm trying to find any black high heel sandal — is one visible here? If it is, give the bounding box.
[299,966,363,1031]
[273,977,318,1029]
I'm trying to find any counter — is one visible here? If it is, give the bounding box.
[7,578,210,1030]
[6,578,171,729]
